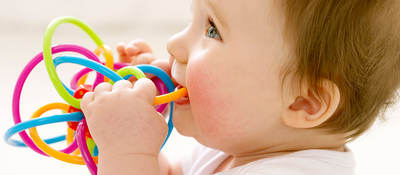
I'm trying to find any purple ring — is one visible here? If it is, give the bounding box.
[12,44,103,156]
[153,77,168,113]
[77,119,97,175]
[70,68,92,90]
[61,137,79,154]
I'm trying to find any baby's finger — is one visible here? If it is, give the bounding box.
[132,78,157,103]
[112,80,133,91]
[125,46,140,57]
[128,39,153,54]
[117,42,127,56]
[133,53,156,65]
[93,82,112,97]
[81,92,94,110]
[117,43,132,63]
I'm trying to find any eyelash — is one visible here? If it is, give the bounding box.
[206,17,222,40]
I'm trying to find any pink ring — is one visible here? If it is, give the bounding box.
[12,44,103,156]
[77,119,97,175]
[70,68,93,90]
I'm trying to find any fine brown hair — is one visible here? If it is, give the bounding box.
[280,0,400,140]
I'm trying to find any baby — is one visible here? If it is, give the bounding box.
[80,0,400,174]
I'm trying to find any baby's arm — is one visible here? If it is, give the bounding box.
[98,153,160,174]
[99,153,183,175]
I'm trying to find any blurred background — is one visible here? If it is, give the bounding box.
[1,0,399,174]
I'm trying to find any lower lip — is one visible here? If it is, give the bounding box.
[174,85,190,105]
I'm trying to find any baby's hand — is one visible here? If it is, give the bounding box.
[81,79,168,156]
[117,39,154,65]
[117,39,171,81]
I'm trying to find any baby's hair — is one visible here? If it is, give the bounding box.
[279,0,400,140]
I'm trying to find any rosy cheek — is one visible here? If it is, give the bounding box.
[187,58,239,138]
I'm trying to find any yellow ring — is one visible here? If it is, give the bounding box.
[28,102,98,165]
[66,127,74,145]
[94,45,114,82]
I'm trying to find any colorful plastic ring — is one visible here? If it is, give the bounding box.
[28,103,98,165]
[43,17,106,109]
[77,119,97,174]
[4,111,82,154]
[94,45,114,82]
[11,44,104,155]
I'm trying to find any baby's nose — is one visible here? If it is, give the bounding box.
[167,29,191,64]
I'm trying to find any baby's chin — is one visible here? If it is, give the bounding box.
[172,102,196,137]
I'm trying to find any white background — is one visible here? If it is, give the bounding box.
[1,0,399,174]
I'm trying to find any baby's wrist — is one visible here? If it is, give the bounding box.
[100,151,159,160]
[99,144,160,159]
[98,151,160,174]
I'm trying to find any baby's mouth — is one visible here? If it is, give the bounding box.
[175,84,190,105]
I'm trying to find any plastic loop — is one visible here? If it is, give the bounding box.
[43,16,104,109]
[28,103,98,165]
[11,44,103,155]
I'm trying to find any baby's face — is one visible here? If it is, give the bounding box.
[168,0,291,153]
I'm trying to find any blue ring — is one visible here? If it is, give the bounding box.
[4,112,83,147]
[54,55,123,95]
[53,56,123,82]
[93,145,98,156]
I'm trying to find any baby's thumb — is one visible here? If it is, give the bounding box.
[117,42,132,63]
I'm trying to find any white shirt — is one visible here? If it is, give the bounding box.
[181,142,355,175]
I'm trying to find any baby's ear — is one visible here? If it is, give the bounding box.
[282,78,340,129]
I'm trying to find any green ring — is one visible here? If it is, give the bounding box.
[86,138,96,157]
[115,66,147,83]
[43,16,104,109]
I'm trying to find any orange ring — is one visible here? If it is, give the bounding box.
[66,127,74,145]
[28,103,98,165]
[154,87,188,106]
[77,74,88,86]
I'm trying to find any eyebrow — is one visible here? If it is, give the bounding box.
[204,0,228,30]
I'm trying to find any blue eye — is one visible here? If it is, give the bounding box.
[206,18,221,40]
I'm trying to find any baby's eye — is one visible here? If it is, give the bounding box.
[206,17,221,40]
